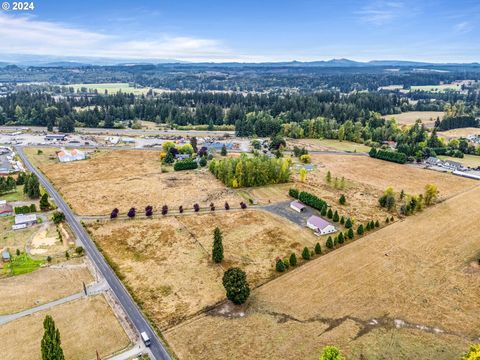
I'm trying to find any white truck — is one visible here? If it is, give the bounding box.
[141,331,151,347]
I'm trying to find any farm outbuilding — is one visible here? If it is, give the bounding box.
[14,214,37,227]
[0,203,13,217]
[57,149,86,163]
[290,200,306,213]
[307,215,336,235]
[2,249,10,262]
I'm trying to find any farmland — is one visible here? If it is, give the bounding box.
[25,148,241,216]
[86,209,317,329]
[287,138,371,153]
[410,84,461,92]
[385,111,445,127]
[165,185,480,360]
[438,127,480,140]
[0,295,130,360]
[0,259,92,314]
[67,82,157,96]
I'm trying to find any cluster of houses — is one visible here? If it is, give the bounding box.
[466,134,480,145]
[290,200,337,235]
[425,157,468,171]
[0,147,24,175]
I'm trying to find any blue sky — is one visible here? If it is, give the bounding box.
[0,0,479,62]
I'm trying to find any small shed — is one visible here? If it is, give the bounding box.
[307,215,336,235]
[45,134,67,141]
[14,214,37,227]
[0,203,13,217]
[290,200,306,213]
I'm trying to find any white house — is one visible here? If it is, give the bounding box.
[290,200,306,213]
[14,214,37,228]
[307,215,336,235]
[57,149,86,163]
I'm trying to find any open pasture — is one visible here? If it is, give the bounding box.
[165,185,480,360]
[385,111,444,126]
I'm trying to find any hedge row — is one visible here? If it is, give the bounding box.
[289,188,299,199]
[298,191,327,211]
[369,148,407,164]
[174,159,198,171]
[15,204,37,214]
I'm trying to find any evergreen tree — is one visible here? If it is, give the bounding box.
[357,224,364,235]
[40,193,50,211]
[339,194,346,205]
[375,220,380,227]
[221,144,227,156]
[345,217,352,228]
[222,268,250,305]
[212,227,224,263]
[25,174,40,199]
[340,216,345,225]
[338,232,345,244]
[332,210,339,222]
[314,242,322,254]
[289,253,297,266]
[326,236,334,249]
[370,220,375,229]
[326,170,332,183]
[41,315,65,360]
[302,247,310,260]
[386,217,390,224]
[366,222,371,231]
[276,259,285,272]
[347,228,354,239]
[327,208,333,219]
[321,204,327,216]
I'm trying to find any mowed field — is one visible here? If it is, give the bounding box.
[385,111,445,126]
[438,127,480,140]
[26,148,241,216]
[438,155,480,168]
[0,295,130,360]
[86,210,317,329]
[0,259,92,314]
[287,138,371,153]
[165,185,480,360]
[68,83,152,95]
[309,154,476,200]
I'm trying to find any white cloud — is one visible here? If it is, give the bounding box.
[453,21,473,34]
[357,1,405,25]
[0,13,247,61]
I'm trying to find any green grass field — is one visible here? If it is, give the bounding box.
[410,84,461,92]
[0,185,26,202]
[3,253,44,276]
[438,154,480,168]
[67,83,151,95]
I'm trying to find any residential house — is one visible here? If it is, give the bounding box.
[307,215,337,235]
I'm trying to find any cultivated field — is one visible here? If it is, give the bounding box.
[67,83,153,95]
[86,210,317,329]
[438,127,480,140]
[26,148,241,216]
[165,185,480,360]
[0,259,92,314]
[309,154,476,199]
[287,138,370,153]
[0,295,130,360]
[385,111,445,126]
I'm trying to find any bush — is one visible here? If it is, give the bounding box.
[30,204,37,212]
[222,268,250,305]
[299,154,311,164]
[161,205,168,215]
[179,205,184,213]
[52,211,65,224]
[199,156,207,167]
[289,253,297,266]
[326,236,334,249]
[75,246,84,255]
[145,205,153,217]
[110,208,119,219]
[302,247,310,260]
[224,202,230,210]
[174,159,198,171]
[127,207,136,218]
[275,258,285,272]
[240,202,247,209]
[288,188,299,199]
[193,203,200,212]
[314,242,322,254]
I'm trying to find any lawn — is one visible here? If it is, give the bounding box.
[165,185,480,360]
[0,185,26,202]
[287,139,371,153]
[0,295,130,360]
[0,258,92,314]
[3,252,44,276]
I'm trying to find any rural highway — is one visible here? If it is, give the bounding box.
[15,146,172,360]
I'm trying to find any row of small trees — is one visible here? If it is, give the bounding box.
[113,201,248,219]
[290,189,347,225]
[369,147,407,164]
[0,175,16,194]
[275,243,323,272]
[209,154,291,188]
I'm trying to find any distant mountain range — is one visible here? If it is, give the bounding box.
[0,54,478,68]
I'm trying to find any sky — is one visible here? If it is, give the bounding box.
[0,0,479,63]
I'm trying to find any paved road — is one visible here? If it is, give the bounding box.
[16,146,171,360]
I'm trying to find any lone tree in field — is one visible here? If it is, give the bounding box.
[212,227,224,263]
[221,144,228,156]
[222,268,250,305]
[41,315,65,360]
[40,193,50,211]
[339,194,346,205]
[52,211,65,224]
[302,246,310,260]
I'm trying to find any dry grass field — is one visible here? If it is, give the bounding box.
[86,210,317,329]
[287,138,371,153]
[438,154,480,169]
[26,148,241,216]
[0,259,92,314]
[385,111,444,126]
[438,127,480,140]
[0,295,130,360]
[165,185,480,360]
[0,216,39,253]
[309,154,476,200]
